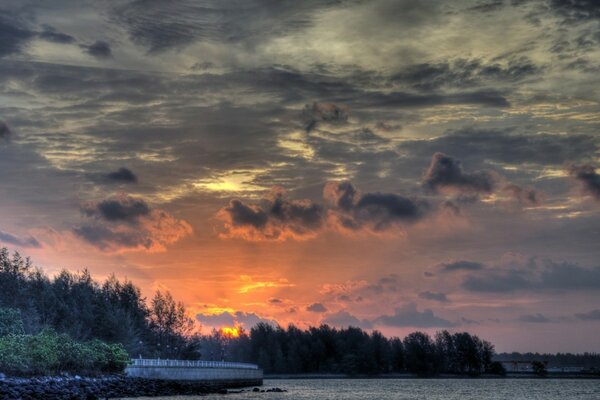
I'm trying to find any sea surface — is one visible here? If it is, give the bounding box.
[119,378,600,400]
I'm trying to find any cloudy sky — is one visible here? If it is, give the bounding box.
[1,0,600,352]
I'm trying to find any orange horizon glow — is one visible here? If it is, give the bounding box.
[220,326,241,338]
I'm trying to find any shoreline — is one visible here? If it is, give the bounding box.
[265,372,600,380]
[0,375,261,399]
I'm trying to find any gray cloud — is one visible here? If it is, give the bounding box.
[375,303,455,328]
[112,0,342,53]
[418,291,450,303]
[0,10,76,58]
[306,302,328,313]
[391,57,541,91]
[81,196,150,222]
[105,167,138,184]
[218,188,324,240]
[324,181,430,232]
[0,229,41,248]
[75,195,192,252]
[37,26,76,44]
[82,40,112,59]
[423,152,496,195]
[401,127,598,167]
[321,310,372,329]
[549,0,600,22]
[503,184,542,206]
[196,311,275,329]
[0,10,34,57]
[354,89,510,109]
[302,102,349,132]
[440,260,486,273]
[0,120,10,140]
[462,258,600,293]
[569,164,600,200]
[575,309,600,321]
[518,313,553,323]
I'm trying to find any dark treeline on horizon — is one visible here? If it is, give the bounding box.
[1,248,599,376]
[201,324,501,376]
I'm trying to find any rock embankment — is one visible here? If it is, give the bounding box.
[0,375,264,399]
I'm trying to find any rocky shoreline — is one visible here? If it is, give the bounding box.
[0,375,267,399]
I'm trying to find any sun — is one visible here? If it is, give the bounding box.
[220,326,241,338]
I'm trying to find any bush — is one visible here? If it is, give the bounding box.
[487,361,507,376]
[0,330,130,376]
[89,339,130,373]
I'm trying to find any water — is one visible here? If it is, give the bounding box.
[121,378,600,399]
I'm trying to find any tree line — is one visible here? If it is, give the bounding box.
[0,248,198,361]
[198,324,503,376]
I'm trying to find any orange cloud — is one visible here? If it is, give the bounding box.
[238,275,295,294]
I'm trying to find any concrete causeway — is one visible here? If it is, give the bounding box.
[125,359,263,388]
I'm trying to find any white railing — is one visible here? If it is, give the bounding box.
[129,358,259,370]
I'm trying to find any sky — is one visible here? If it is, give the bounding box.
[1,0,599,353]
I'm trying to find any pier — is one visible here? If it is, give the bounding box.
[125,359,263,388]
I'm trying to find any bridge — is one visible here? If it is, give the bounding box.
[125,359,263,388]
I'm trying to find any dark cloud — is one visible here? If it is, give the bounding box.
[575,309,600,321]
[440,260,486,273]
[518,313,552,323]
[0,11,34,57]
[82,40,112,59]
[503,184,542,206]
[375,303,455,328]
[569,164,600,200]
[0,120,11,140]
[81,196,150,222]
[112,0,342,53]
[196,311,275,329]
[75,195,192,252]
[105,167,138,184]
[0,229,41,248]
[221,200,268,230]
[302,102,349,132]
[418,291,450,303]
[462,258,600,293]
[391,58,541,91]
[306,302,328,313]
[468,0,505,13]
[37,26,76,44]
[324,181,430,233]
[0,11,75,57]
[218,188,324,241]
[423,152,497,195]
[549,0,600,22]
[321,310,372,329]
[352,128,390,144]
[355,89,510,109]
[401,127,598,166]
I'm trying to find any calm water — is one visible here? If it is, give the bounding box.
[122,378,600,400]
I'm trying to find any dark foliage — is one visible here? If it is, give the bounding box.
[0,247,199,360]
[196,323,496,376]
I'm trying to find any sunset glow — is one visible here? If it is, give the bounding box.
[220,327,241,339]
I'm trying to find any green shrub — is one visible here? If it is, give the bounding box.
[89,339,130,373]
[0,334,27,374]
[0,330,130,376]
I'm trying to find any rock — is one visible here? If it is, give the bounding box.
[253,387,260,392]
